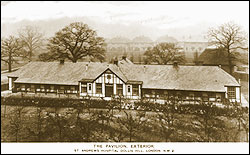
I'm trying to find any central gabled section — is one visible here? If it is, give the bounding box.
[79,68,127,98]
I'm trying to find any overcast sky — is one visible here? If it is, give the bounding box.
[1,1,249,41]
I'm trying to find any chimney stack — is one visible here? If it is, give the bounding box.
[173,61,178,68]
[85,64,88,71]
[114,57,118,65]
[122,55,126,60]
[143,65,146,73]
[238,78,241,84]
[219,64,221,68]
[59,58,64,64]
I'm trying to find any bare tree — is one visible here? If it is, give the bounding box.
[1,36,23,72]
[18,26,44,61]
[157,101,176,142]
[144,42,185,65]
[47,22,106,63]
[116,110,146,142]
[8,106,25,142]
[207,22,247,74]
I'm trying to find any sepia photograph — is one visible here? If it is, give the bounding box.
[1,1,249,154]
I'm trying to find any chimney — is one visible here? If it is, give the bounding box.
[59,58,64,64]
[85,64,88,71]
[114,57,118,65]
[238,79,241,84]
[219,64,221,68]
[173,61,178,68]
[122,55,126,60]
[143,65,146,73]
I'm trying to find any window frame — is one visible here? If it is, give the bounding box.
[96,83,102,94]
[227,87,236,99]
[116,84,123,96]
[81,83,87,93]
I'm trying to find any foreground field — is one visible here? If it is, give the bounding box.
[1,105,248,142]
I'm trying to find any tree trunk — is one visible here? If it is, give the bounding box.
[228,48,233,75]
[8,52,12,72]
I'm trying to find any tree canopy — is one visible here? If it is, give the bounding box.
[143,42,185,65]
[18,26,44,61]
[207,22,247,74]
[1,36,23,72]
[46,22,106,63]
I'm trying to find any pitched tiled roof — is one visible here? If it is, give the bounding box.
[118,64,240,92]
[8,62,127,85]
[8,61,240,92]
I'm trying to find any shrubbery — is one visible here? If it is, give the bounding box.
[1,96,248,117]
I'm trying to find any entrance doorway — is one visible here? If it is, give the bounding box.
[105,84,113,97]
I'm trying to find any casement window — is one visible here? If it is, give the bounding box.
[81,83,87,93]
[30,85,35,92]
[96,83,102,94]
[107,75,111,79]
[65,86,71,93]
[15,84,21,91]
[132,85,139,96]
[163,90,168,99]
[69,86,76,93]
[202,93,208,101]
[228,87,236,99]
[36,85,41,92]
[88,83,92,92]
[116,84,123,96]
[194,92,202,100]
[50,85,56,92]
[127,85,131,93]
[176,91,183,100]
[21,84,26,91]
[208,92,216,101]
[189,93,194,100]
[216,93,222,102]
[26,84,31,92]
[58,86,64,93]
[143,89,151,97]
[40,85,45,92]
[45,85,50,92]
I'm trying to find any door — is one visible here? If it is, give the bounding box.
[105,84,113,97]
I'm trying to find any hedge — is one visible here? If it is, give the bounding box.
[1,96,248,117]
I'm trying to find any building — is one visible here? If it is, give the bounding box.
[7,58,241,103]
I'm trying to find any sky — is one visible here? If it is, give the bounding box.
[1,1,249,41]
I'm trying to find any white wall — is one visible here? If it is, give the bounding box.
[8,78,12,91]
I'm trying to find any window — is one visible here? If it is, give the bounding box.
[41,85,45,92]
[107,75,111,79]
[96,83,102,94]
[209,92,216,101]
[194,92,202,100]
[21,84,25,91]
[36,85,41,92]
[16,84,21,91]
[70,86,76,93]
[31,85,35,92]
[228,87,236,99]
[189,93,194,100]
[81,83,87,93]
[116,84,123,95]
[202,92,208,101]
[58,86,64,93]
[128,85,131,93]
[50,85,55,92]
[26,84,31,92]
[88,83,92,92]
